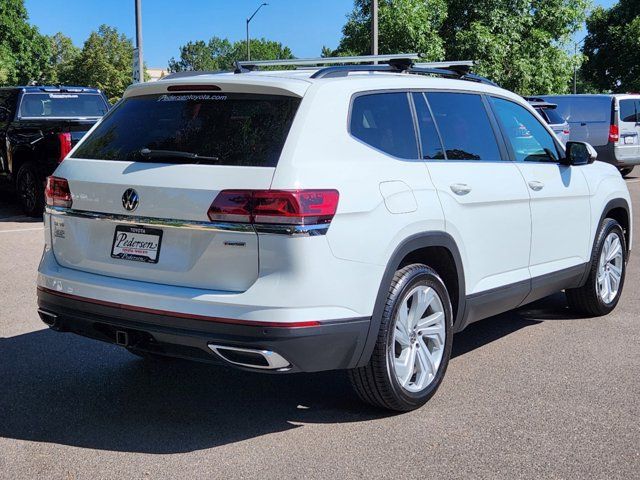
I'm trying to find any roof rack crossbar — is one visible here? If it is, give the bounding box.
[237,53,422,69]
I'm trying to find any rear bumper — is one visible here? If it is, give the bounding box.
[37,287,371,373]
[595,143,640,167]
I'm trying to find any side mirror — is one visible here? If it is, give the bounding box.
[563,141,597,166]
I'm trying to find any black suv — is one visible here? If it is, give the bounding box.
[0,86,109,216]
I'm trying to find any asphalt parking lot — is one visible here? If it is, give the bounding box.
[0,181,639,480]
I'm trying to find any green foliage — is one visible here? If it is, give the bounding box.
[335,0,447,60]
[334,0,589,95]
[168,37,294,72]
[45,32,80,85]
[581,0,640,93]
[66,25,140,103]
[0,0,51,85]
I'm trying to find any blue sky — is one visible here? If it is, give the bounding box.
[25,0,617,69]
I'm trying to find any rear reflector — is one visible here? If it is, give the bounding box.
[57,132,72,162]
[45,176,72,208]
[609,125,620,143]
[208,190,339,226]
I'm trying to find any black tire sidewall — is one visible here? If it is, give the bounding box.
[590,220,627,313]
[16,163,44,217]
[383,266,453,409]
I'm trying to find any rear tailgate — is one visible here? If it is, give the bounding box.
[51,160,272,291]
[49,83,304,292]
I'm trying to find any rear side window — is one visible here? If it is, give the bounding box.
[19,93,108,118]
[426,92,501,161]
[619,100,637,123]
[490,97,560,163]
[72,93,301,167]
[540,107,565,125]
[350,92,418,159]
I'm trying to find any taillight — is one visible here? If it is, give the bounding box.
[609,125,620,143]
[45,176,72,208]
[208,189,339,226]
[57,132,72,162]
[563,129,570,135]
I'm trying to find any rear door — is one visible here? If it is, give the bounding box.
[416,92,532,299]
[50,90,302,292]
[488,96,591,279]
[618,97,640,160]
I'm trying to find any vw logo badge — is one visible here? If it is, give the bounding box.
[122,188,139,212]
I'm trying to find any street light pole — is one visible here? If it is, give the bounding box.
[246,3,268,61]
[134,0,144,83]
[573,37,585,95]
[371,0,378,62]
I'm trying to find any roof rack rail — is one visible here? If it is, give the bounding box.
[236,54,496,86]
[236,53,423,70]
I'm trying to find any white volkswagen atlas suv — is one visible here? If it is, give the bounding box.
[37,55,632,412]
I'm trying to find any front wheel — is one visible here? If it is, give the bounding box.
[16,163,44,217]
[349,264,453,411]
[566,218,627,316]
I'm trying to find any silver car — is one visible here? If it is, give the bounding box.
[539,94,640,177]
[526,97,571,145]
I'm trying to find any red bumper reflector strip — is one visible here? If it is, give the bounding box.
[37,287,321,328]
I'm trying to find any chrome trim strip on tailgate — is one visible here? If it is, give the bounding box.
[45,206,255,233]
[45,206,330,236]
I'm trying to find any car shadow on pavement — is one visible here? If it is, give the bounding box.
[0,293,577,454]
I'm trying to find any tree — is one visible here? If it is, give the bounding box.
[169,37,294,72]
[335,0,447,59]
[334,0,588,95]
[67,25,140,102]
[45,32,80,85]
[0,0,51,85]
[443,0,588,94]
[581,0,640,93]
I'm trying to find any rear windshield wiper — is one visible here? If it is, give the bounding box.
[138,148,219,164]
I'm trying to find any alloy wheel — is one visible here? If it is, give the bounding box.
[597,231,624,304]
[392,285,446,393]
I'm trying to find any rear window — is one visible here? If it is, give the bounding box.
[619,100,638,123]
[541,96,611,123]
[72,93,301,167]
[536,107,565,125]
[19,93,108,118]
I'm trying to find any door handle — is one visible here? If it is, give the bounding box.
[450,183,472,195]
[528,180,544,191]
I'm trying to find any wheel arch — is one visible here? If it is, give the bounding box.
[579,197,631,287]
[355,231,466,368]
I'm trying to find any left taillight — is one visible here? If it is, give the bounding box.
[57,132,72,163]
[45,176,72,208]
[208,189,339,226]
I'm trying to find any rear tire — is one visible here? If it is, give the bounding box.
[16,163,44,217]
[619,167,634,178]
[566,218,626,316]
[349,264,453,412]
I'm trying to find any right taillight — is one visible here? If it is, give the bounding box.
[45,176,72,208]
[208,189,339,226]
[609,124,620,143]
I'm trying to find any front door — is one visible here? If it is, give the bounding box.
[488,96,592,282]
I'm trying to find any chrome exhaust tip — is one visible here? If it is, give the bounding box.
[208,344,291,371]
[38,309,59,328]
